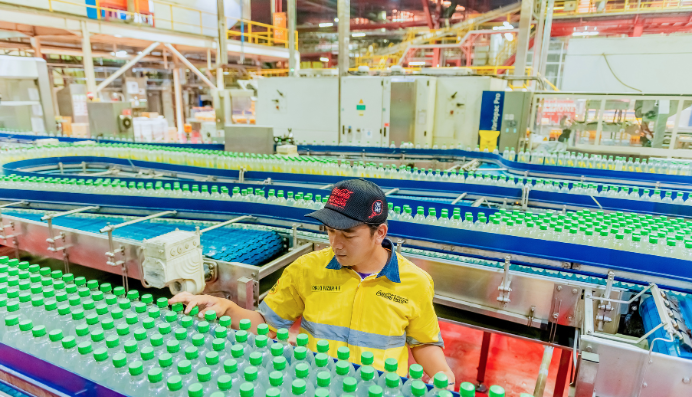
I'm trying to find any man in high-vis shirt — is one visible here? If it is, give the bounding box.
[170,179,455,387]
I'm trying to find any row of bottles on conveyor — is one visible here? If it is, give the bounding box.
[3,143,692,177]
[0,258,510,397]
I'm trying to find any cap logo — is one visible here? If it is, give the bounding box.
[328,188,354,209]
[369,200,383,219]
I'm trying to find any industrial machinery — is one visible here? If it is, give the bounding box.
[86,101,134,140]
[0,141,692,397]
[0,55,55,133]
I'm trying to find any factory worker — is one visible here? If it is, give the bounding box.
[170,179,455,388]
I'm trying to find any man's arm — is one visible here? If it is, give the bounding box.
[411,345,455,390]
[168,292,274,337]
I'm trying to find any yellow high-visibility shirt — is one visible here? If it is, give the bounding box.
[258,238,444,376]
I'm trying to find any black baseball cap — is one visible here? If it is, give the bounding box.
[306,179,388,230]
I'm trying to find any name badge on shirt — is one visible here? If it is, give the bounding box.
[311,285,342,292]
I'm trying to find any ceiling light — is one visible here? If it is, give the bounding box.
[114,50,128,57]
[352,32,366,37]
[114,34,122,38]
[319,23,333,27]
[334,18,339,22]
[320,57,329,62]
[572,31,599,36]
[409,61,426,65]
[504,33,514,41]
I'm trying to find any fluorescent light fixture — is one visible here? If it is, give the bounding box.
[334,17,339,22]
[111,50,128,57]
[320,57,329,62]
[352,32,366,37]
[114,34,123,38]
[572,31,599,36]
[504,33,514,41]
[409,61,426,65]
[319,23,333,27]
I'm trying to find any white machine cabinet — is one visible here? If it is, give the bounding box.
[256,77,339,144]
[340,76,391,146]
[432,76,506,148]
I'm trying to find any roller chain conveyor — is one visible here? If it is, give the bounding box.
[0,138,692,397]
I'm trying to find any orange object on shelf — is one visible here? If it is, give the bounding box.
[184,124,192,133]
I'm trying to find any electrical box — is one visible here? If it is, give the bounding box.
[432,76,506,148]
[340,76,391,146]
[141,230,205,295]
[498,91,532,152]
[256,77,338,144]
[389,76,436,147]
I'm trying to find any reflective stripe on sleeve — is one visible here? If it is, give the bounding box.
[258,300,295,329]
[301,318,407,350]
[406,331,445,348]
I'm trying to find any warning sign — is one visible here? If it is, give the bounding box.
[357,99,365,116]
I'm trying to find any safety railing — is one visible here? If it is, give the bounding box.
[1,0,297,48]
[248,65,539,79]
[553,0,692,16]
[227,18,298,49]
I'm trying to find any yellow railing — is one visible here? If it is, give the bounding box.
[19,0,296,48]
[553,0,692,16]
[249,65,536,77]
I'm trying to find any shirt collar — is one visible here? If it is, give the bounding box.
[325,238,401,283]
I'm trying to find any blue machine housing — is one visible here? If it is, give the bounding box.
[640,294,692,359]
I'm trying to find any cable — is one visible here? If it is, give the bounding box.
[602,53,642,93]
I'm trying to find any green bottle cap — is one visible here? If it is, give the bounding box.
[197,321,210,333]
[360,366,375,381]
[91,329,105,342]
[337,346,350,360]
[19,319,33,332]
[293,346,307,360]
[316,340,329,353]
[291,379,307,395]
[150,334,164,347]
[113,286,125,297]
[62,273,74,283]
[127,290,139,301]
[188,383,204,397]
[105,335,120,349]
[62,336,76,349]
[74,277,86,287]
[99,283,112,293]
[75,324,89,337]
[343,377,357,393]
[218,374,233,391]
[272,356,287,371]
[270,343,284,357]
[409,364,424,379]
[459,382,476,397]
[384,358,398,372]
[385,373,400,388]
[167,375,183,391]
[165,311,177,323]
[249,352,263,366]
[204,310,217,322]
[224,359,238,373]
[277,328,289,341]
[361,351,374,365]
[140,294,153,304]
[219,316,231,327]
[148,368,163,383]
[214,326,228,339]
[181,316,194,328]
[175,328,187,341]
[185,346,199,360]
[257,323,269,335]
[113,352,127,368]
[235,330,248,343]
[295,363,309,378]
[255,335,268,348]
[269,371,284,387]
[488,385,506,397]
[159,353,173,368]
[77,341,93,355]
[118,298,131,310]
[336,361,351,376]
[142,318,155,330]
[231,344,245,358]
[48,329,63,342]
[156,297,168,309]
[128,360,144,376]
[140,346,155,361]
[133,328,146,341]
[124,340,138,353]
[94,348,109,362]
[31,325,46,337]
[296,333,309,346]
[206,351,220,365]
[367,385,383,397]
[134,302,146,313]
[178,360,192,375]
[239,318,251,330]
[240,382,255,397]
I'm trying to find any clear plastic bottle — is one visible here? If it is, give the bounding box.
[269,356,293,387]
[308,353,330,386]
[424,373,449,397]
[315,371,335,397]
[165,375,185,397]
[400,364,424,397]
[234,330,253,359]
[336,347,356,377]
[243,366,266,397]
[75,341,95,377]
[168,339,185,366]
[458,382,476,397]
[205,351,224,381]
[217,374,235,396]
[254,335,272,367]
[231,344,250,374]
[268,372,290,397]
[196,366,216,395]
[382,373,402,397]
[147,368,168,396]
[354,352,377,382]
[57,336,80,371]
[44,329,65,364]
[376,359,401,389]
[28,325,51,359]
[212,337,231,364]
[239,382,256,397]
[331,361,352,394]
[410,381,429,397]
[89,348,112,384]
[248,351,269,383]
[108,353,130,391]
[289,347,311,376]
[223,358,243,388]
[488,385,505,397]
[125,361,148,397]
[356,366,378,397]
[290,379,310,397]
[176,360,196,389]
[140,345,158,373]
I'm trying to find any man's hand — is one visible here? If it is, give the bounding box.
[168,292,236,319]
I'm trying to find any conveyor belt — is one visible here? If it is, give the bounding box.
[641,294,692,359]
[2,210,286,266]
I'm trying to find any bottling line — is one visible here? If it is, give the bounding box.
[0,140,691,397]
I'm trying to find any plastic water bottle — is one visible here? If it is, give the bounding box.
[336,347,356,377]
[159,353,176,379]
[243,365,266,397]
[254,335,272,366]
[58,336,79,371]
[331,361,352,394]
[205,351,224,381]
[342,377,358,397]
[223,358,242,386]
[212,338,231,365]
[401,364,424,397]
[291,379,310,397]
[16,319,34,350]
[140,346,157,373]
[177,360,196,389]
[376,359,401,389]
[268,371,290,397]
[89,348,112,384]
[146,368,167,395]
[295,334,312,366]
[196,367,216,395]
[309,353,331,386]
[28,325,50,359]
[44,329,65,364]
[229,345,248,375]
[188,383,205,397]
[269,356,293,386]
[356,366,378,397]
[257,323,273,345]
[168,340,184,366]
[382,373,402,397]
[90,328,107,351]
[217,374,235,396]
[125,361,148,397]
[315,371,335,397]
[249,351,269,383]
[234,330,253,359]
[75,342,95,377]
[108,353,130,391]
[424,373,449,397]
[219,316,236,344]
[239,319,255,346]
[367,385,384,397]
[289,347,311,376]
[489,385,506,397]
[315,340,334,372]
[239,382,255,397]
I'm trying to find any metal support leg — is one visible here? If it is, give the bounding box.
[475,331,491,392]
[533,346,555,397]
[574,352,599,397]
[553,348,571,397]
